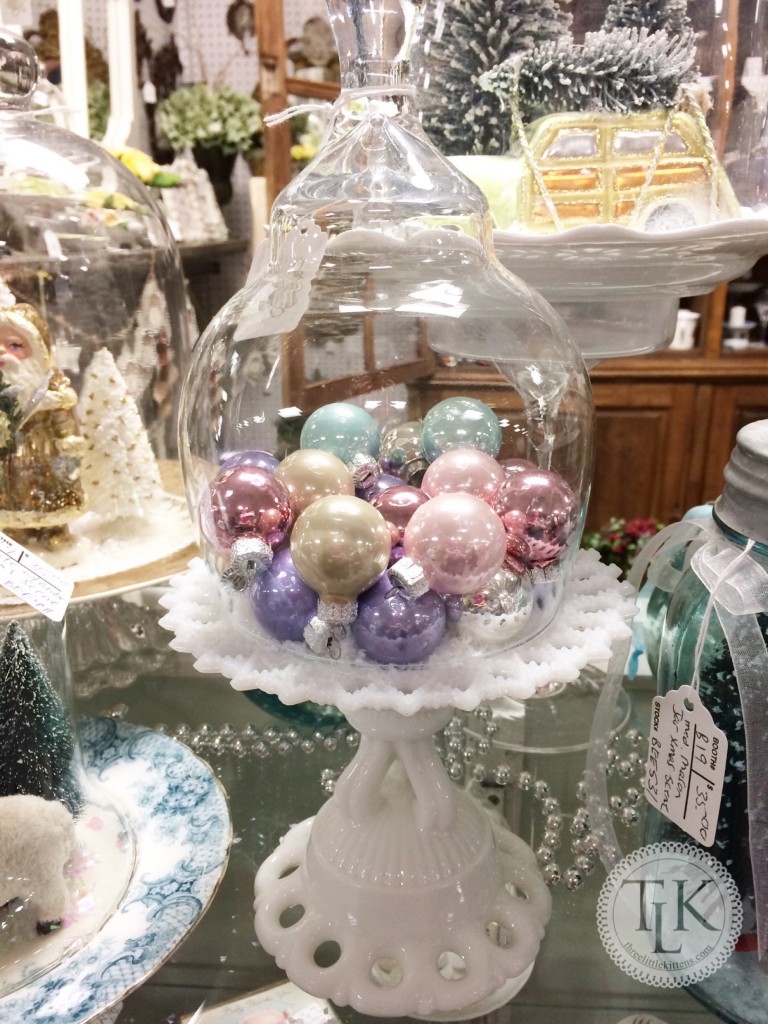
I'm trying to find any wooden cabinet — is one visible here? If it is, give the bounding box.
[589,346,768,528]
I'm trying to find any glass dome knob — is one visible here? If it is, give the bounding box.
[328,0,424,87]
[0,31,38,110]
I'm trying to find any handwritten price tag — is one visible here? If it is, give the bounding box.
[0,531,73,621]
[644,685,727,847]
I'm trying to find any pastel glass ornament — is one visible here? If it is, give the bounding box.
[275,448,354,516]
[351,575,446,664]
[250,548,318,642]
[371,485,428,541]
[422,447,504,502]
[421,397,502,463]
[501,458,538,476]
[491,468,577,574]
[220,449,280,474]
[458,569,533,646]
[290,494,391,609]
[404,492,507,595]
[379,421,428,483]
[364,473,403,499]
[300,403,380,465]
[208,465,293,552]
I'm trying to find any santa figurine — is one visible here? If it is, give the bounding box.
[0,302,85,539]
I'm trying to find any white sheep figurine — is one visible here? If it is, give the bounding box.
[0,794,76,934]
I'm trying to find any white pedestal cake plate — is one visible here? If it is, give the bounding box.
[160,548,636,1019]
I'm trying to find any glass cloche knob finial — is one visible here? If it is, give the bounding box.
[328,0,424,87]
[0,31,38,109]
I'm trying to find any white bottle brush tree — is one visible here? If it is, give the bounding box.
[79,348,164,523]
[480,0,698,125]
[415,0,571,156]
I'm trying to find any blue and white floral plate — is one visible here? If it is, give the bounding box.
[0,717,231,1024]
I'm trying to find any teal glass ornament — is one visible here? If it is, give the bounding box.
[300,402,380,464]
[421,397,502,462]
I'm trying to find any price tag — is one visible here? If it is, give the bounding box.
[235,225,328,341]
[644,684,727,847]
[0,531,73,621]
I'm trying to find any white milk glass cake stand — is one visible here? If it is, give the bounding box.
[161,0,633,1013]
[160,548,635,1019]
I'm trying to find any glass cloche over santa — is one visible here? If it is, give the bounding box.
[179,0,593,693]
[0,31,194,598]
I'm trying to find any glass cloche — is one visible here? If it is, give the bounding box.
[0,32,194,598]
[178,0,593,695]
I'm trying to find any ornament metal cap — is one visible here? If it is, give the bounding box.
[714,419,768,546]
[221,536,273,591]
[389,556,429,598]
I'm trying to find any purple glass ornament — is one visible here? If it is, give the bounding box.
[208,465,293,552]
[358,472,402,500]
[220,449,280,474]
[351,575,446,665]
[250,548,318,642]
[443,594,464,624]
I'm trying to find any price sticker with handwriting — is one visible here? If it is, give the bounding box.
[0,531,73,621]
[644,684,727,847]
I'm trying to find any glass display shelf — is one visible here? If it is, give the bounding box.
[56,585,726,1024]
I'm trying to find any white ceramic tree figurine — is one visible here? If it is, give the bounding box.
[79,347,163,522]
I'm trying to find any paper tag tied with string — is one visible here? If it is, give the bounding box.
[0,531,73,621]
[645,684,727,847]
[234,224,328,342]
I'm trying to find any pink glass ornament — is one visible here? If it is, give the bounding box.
[422,447,504,502]
[371,485,428,542]
[500,458,538,476]
[208,465,293,553]
[490,468,577,573]
[403,492,507,595]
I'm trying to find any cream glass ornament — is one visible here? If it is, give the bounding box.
[290,493,391,632]
[275,448,354,516]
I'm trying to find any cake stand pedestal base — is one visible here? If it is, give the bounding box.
[254,707,551,1019]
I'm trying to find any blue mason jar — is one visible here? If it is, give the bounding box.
[648,419,768,1022]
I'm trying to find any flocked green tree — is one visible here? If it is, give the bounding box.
[603,0,693,38]
[510,27,698,122]
[0,622,82,813]
[414,0,572,155]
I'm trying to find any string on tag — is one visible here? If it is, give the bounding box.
[690,539,756,693]
[263,84,419,129]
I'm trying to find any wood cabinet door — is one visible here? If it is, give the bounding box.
[588,381,702,529]
[701,383,768,502]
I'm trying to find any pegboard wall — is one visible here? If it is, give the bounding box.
[20,0,337,326]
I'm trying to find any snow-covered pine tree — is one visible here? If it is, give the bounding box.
[0,621,82,813]
[78,347,164,522]
[415,0,571,155]
[602,0,693,38]
[483,26,697,123]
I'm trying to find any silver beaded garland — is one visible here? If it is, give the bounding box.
[113,690,647,899]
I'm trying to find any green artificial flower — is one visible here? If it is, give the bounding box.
[157,84,263,156]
